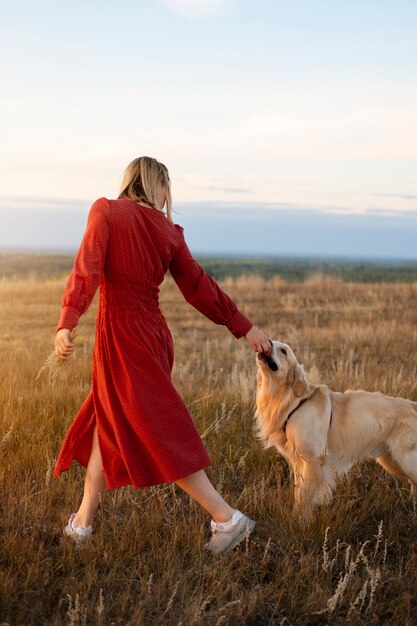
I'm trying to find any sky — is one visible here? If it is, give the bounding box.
[1,0,417,258]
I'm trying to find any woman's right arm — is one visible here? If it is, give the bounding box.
[55,197,110,359]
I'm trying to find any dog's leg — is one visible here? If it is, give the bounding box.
[293,456,335,524]
[408,481,417,513]
[377,452,417,508]
[398,452,417,508]
[293,460,313,524]
[376,453,404,478]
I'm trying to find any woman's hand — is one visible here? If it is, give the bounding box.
[244,325,271,354]
[55,328,75,360]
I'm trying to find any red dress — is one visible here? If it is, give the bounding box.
[52,197,253,489]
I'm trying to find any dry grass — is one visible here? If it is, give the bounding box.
[1,271,417,625]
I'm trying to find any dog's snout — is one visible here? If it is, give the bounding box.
[257,351,278,372]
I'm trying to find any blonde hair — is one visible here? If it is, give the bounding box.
[118,156,173,222]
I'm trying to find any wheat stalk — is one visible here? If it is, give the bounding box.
[35,329,77,384]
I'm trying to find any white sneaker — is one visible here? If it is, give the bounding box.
[63,513,93,548]
[204,511,256,555]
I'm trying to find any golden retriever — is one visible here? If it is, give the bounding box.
[255,340,417,522]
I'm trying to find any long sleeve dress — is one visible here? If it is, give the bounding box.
[52,197,253,489]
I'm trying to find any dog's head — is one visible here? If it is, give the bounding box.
[255,340,310,446]
[256,340,308,398]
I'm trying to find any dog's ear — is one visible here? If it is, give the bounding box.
[290,364,308,397]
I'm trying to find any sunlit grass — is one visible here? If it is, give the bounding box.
[1,272,417,624]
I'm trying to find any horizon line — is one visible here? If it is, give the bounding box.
[1,246,417,264]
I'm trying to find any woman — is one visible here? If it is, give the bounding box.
[53,156,271,554]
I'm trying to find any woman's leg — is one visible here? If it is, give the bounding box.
[73,424,107,528]
[175,469,235,523]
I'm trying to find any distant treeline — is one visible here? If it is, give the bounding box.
[1,251,417,283]
[197,256,417,283]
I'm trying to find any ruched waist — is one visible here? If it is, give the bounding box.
[99,272,161,312]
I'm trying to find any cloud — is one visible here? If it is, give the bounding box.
[365,207,417,219]
[157,0,237,18]
[373,193,417,201]
[176,200,371,218]
[207,186,251,194]
[0,196,90,212]
[2,198,417,258]
[2,195,417,221]
[177,204,417,259]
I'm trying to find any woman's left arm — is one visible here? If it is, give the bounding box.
[169,225,270,352]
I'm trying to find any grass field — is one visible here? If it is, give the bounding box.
[1,262,417,625]
[2,250,417,283]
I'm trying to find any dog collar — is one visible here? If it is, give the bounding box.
[282,397,309,434]
[282,396,333,434]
